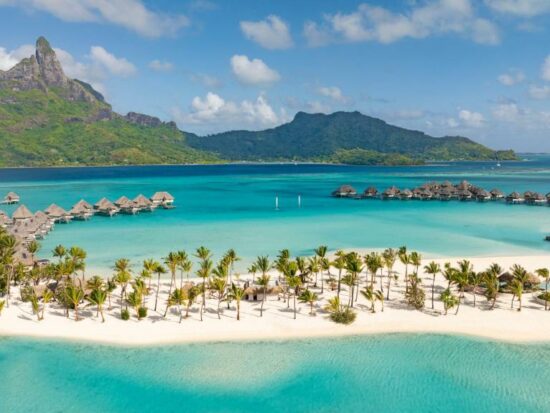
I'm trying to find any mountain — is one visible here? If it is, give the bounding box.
[186,111,516,164]
[0,37,516,167]
[0,37,218,167]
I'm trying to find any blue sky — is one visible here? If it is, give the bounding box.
[0,0,549,151]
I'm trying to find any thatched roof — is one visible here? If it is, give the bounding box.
[94,197,116,209]
[490,188,504,196]
[332,185,357,196]
[45,203,68,217]
[133,194,153,207]
[34,211,49,222]
[400,189,413,196]
[456,180,470,190]
[477,189,491,198]
[383,186,399,196]
[70,203,90,215]
[4,191,20,201]
[363,186,378,195]
[73,199,93,210]
[114,196,130,206]
[506,191,522,199]
[12,204,33,220]
[151,191,175,202]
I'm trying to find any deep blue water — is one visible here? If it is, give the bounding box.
[0,157,548,273]
[2,334,550,413]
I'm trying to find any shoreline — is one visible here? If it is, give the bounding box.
[2,254,550,347]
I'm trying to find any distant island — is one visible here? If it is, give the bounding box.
[0,37,517,168]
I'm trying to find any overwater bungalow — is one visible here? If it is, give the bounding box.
[70,203,93,220]
[150,191,175,207]
[0,210,10,228]
[382,186,399,200]
[133,194,155,212]
[437,187,453,201]
[399,189,413,200]
[476,189,492,202]
[456,180,471,191]
[363,187,378,199]
[118,199,140,215]
[457,189,473,201]
[34,211,53,231]
[490,189,504,200]
[331,185,357,198]
[2,191,20,204]
[506,192,524,204]
[527,192,547,206]
[45,204,73,223]
[418,188,434,200]
[94,198,119,217]
[12,204,33,221]
[114,196,130,208]
[546,192,550,204]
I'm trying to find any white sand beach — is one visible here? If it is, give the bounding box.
[1,254,550,345]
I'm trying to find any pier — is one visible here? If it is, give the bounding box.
[332,181,550,206]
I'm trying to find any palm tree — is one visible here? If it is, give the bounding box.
[195,247,213,321]
[143,258,157,289]
[298,289,319,315]
[184,285,200,319]
[440,288,458,315]
[27,240,40,266]
[484,263,501,310]
[228,282,245,320]
[536,268,550,310]
[333,250,347,299]
[424,261,441,309]
[164,252,179,310]
[469,271,483,308]
[53,244,66,263]
[167,288,187,322]
[68,246,87,284]
[114,258,132,313]
[176,250,190,288]
[453,260,473,314]
[286,274,302,320]
[360,286,377,313]
[209,276,227,319]
[511,264,530,310]
[308,256,320,288]
[86,275,104,291]
[153,262,166,312]
[296,256,308,284]
[224,249,240,285]
[64,283,84,321]
[344,252,363,307]
[314,245,328,293]
[40,289,53,320]
[364,252,383,290]
[247,263,258,284]
[382,248,397,300]
[87,288,107,322]
[126,289,144,319]
[410,251,422,274]
[510,279,523,311]
[255,258,271,317]
[398,246,410,293]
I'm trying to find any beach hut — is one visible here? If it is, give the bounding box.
[118,199,140,215]
[476,189,492,202]
[456,180,471,191]
[94,198,119,217]
[382,186,399,200]
[399,189,413,200]
[331,185,357,198]
[2,191,20,204]
[441,180,453,188]
[437,187,453,201]
[419,188,434,200]
[12,204,33,221]
[114,196,130,208]
[45,204,73,223]
[74,199,94,211]
[490,189,504,200]
[527,192,547,206]
[506,191,524,204]
[457,189,473,201]
[150,191,175,207]
[133,194,155,212]
[363,187,378,198]
[70,203,93,220]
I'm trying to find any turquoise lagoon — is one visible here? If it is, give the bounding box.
[0,157,549,273]
[2,334,550,412]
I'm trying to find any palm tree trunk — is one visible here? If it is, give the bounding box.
[404,265,409,294]
[455,290,462,315]
[236,301,240,320]
[154,272,161,311]
[473,285,477,307]
[431,275,436,309]
[260,287,266,317]
[293,294,297,319]
[386,271,391,301]
[100,307,105,323]
[337,269,342,299]
[379,269,384,293]
[546,282,548,311]
[217,299,221,319]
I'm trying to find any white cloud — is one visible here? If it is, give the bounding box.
[230,54,280,86]
[447,118,460,128]
[459,109,485,127]
[190,73,223,89]
[307,100,332,114]
[497,69,525,86]
[172,92,284,131]
[492,102,520,120]
[485,0,550,17]
[240,15,293,49]
[0,44,34,70]
[0,0,189,37]
[542,55,550,81]
[89,46,136,77]
[148,60,174,72]
[317,86,348,103]
[529,84,550,99]
[305,0,500,46]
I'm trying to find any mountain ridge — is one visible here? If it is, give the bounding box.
[0,37,517,167]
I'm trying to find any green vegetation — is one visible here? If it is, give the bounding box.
[187,111,518,164]
[0,88,219,167]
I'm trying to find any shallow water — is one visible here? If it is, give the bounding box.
[2,334,550,413]
[0,156,549,273]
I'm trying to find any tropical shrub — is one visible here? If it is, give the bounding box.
[121,309,130,321]
[138,306,148,319]
[330,308,357,325]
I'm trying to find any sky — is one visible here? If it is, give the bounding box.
[0,0,549,152]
